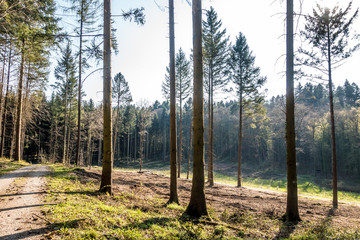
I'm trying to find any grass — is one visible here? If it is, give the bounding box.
[0,158,29,176]
[114,160,360,204]
[42,165,360,239]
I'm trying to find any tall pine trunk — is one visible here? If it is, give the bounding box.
[185,0,208,218]
[14,41,25,161]
[62,80,68,164]
[99,0,112,194]
[327,23,338,209]
[168,0,179,204]
[76,0,85,166]
[237,92,243,187]
[187,121,193,179]
[285,0,300,222]
[0,44,12,157]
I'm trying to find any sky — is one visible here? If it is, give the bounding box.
[51,0,360,105]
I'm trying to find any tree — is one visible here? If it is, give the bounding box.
[162,48,192,178]
[185,0,208,218]
[285,0,300,222]
[203,6,229,186]
[53,40,78,164]
[65,0,102,166]
[112,72,132,163]
[298,1,359,208]
[13,0,59,161]
[227,32,266,187]
[168,0,179,204]
[100,0,112,194]
[137,101,152,172]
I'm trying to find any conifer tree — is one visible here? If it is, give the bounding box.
[112,72,132,163]
[203,6,228,186]
[227,32,266,187]
[298,1,359,208]
[53,40,78,164]
[162,48,192,178]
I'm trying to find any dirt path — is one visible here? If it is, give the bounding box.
[0,165,51,240]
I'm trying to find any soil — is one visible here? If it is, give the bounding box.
[0,165,50,240]
[81,168,360,234]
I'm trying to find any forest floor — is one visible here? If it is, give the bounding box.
[0,163,360,239]
[0,164,51,240]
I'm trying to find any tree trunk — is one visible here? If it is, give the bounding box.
[127,131,130,164]
[140,133,144,172]
[87,127,92,167]
[100,0,112,194]
[178,98,183,178]
[134,127,137,160]
[113,98,120,163]
[185,0,208,218]
[62,84,68,164]
[14,41,25,161]
[327,23,338,209]
[208,73,214,186]
[237,93,243,187]
[97,138,102,166]
[187,120,193,179]
[66,101,72,165]
[168,0,179,204]
[285,0,300,222]
[0,42,7,133]
[75,0,85,166]
[0,44,12,157]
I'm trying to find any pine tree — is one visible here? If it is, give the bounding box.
[53,40,78,164]
[227,32,266,187]
[112,72,132,164]
[298,1,359,208]
[202,6,229,186]
[162,48,192,178]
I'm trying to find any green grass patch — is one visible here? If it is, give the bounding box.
[116,163,360,204]
[0,158,29,176]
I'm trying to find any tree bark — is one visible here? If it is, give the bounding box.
[185,0,208,218]
[99,0,112,194]
[75,0,85,166]
[14,41,25,161]
[62,82,68,164]
[327,23,338,209]
[168,0,179,204]
[0,44,12,157]
[285,0,300,222]
[187,121,193,179]
[237,92,243,187]
[0,42,7,133]
[178,97,182,178]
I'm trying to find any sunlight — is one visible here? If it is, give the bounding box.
[316,0,341,10]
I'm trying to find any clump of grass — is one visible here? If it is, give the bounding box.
[0,158,29,176]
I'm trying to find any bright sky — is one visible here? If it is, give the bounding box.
[51,0,360,104]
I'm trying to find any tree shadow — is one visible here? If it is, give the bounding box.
[0,203,57,212]
[274,221,298,239]
[121,217,173,230]
[0,171,50,179]
[0,191,48,198]
[0,226,49,240]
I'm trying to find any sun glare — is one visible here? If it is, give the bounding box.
[317,0,341,10]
